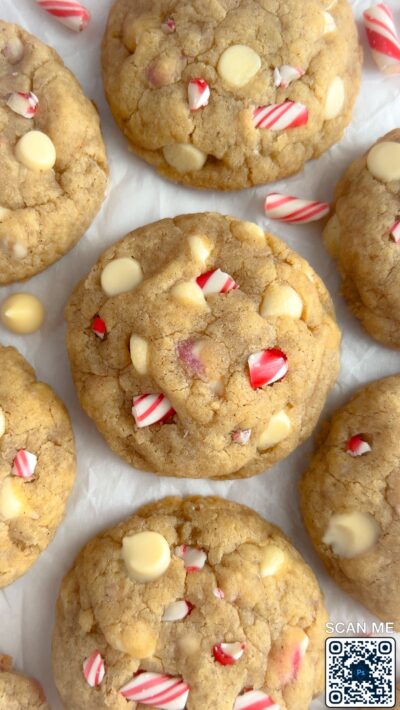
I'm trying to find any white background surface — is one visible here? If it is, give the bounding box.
[0,0,399,707]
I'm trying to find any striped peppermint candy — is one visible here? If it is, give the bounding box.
[132,394,175,428]
[82,651,105,688]
[213,587,225,599]
[188,78,210,111]
[162,600,194,621]
[265,193,330,223]
[91,316,106,340]
[234,690,281,710]
[36,0,90,32]
[390,221,400,242]
[273,65,305,89]
[252,101,308,130]
[12,450,37,479]
[346,435,372,457]
[162,17,176,33]
[120,672,190,709]
[6,92,38,118]
[363,4,400,73]
[248,349,288,389]
[175,544,207,571]
[213,642,246,665]
[231,428,252,445]
[196,269,238,295]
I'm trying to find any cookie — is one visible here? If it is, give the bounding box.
[300,376,400,630]
[65,213,340,479]
[0,654,49,710]
[52,496,328,710]
[101,0,362,191]
[0,21,108,284]
[0,346,76,587]
[323,129,400,348]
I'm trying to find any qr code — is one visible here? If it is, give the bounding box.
[326,638,396,707]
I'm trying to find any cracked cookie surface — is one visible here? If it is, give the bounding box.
[101,0,361,190]
[0,655,49,710]
[300,376,400,630]
[0,346,76,587]
[52,496,327,710]
[0,21,108,284]
[65,212,340,479]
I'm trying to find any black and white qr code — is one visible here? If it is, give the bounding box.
[326,637,396,707]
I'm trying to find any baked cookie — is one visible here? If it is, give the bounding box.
[0,654,48,710]
[0,21,108,284]
[300,376,400,630]
[0,346,76,587]
[52,496,328,710]
[324,129,400,348]
[65,213,340,479]
[101,0,362,191]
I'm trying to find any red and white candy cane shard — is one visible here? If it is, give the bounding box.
[188,78,210,111]
[175,544,207,571]
[291,635,309,680]
[265,193,330,223]
[231,428,252,445]
[390,221,400,243]
[162,600,194,621]
[176,339,205,376]
[196,268,238,295]
[6,92,38,119]
[120,672,190,709]
[248,349,288,389]
[273,65,305,89]
[36,1,90,32]
[346,435,372,457]
[363,4,400,73]
[234,690,281,710]
[82,651,105,688]
[162,17,176,33]
[252,101,308,130]
[213,587,225,599]
[132,394,175,428]
[91,316,106,340]
[213,642,246,665]
[12,450,37,479]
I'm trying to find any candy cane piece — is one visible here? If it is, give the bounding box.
[162,600,194,621]
[346,435,372,457]
[162,17,176,33]
[363,4,400,73]
[196,269,238,295]
[6,92,38,119]
[390,220,400,242]
[252,102,308,130]
[265,193,330,223]
[36,1,90,32]
[188,78,210,111]
[175,544,207,571]
[234,690,281,709]
[120,672,190,709]
[132,394,175,427]
[231,429,252,445]
[82,651,105,687]
[91,316,106,340]
[213,642,246,665]
[273,66,304,89]
[213,587,225,599]
[12,450,37,479]
[248,349,288,389]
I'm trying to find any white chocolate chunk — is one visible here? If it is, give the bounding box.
[260,284,303,319]
[324,77,345,119]
[163,144,207,173]
[0,478,24,521]
[0,207,11,222]
[323,512,380,558]
[170,281,209,309]
[0,293,44,334]
[130,335,149,375]
[188,235,212,265]
[323,11,336,33]
[367,142,400,182]
[15,130,56,171]
[122,531,171,582]
[12,242,27,260]
[260,545,286,577]
[231,220,265,244]
[0,408,5,438]
[101,257,143,296]
[3,38,24,64]
[258,411,292,450]
[323,214,341,258]
[217,45,261,87]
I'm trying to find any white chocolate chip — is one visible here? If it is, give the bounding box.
[323,214,341,258]
[12,242,27,260]
[15,131,56,172]
[0,478,24,521]
[324,77,345,119]
[0,293,44,334]
[217,45,261,87]
[260,545,286,577]
[260,284,303,319]
[170,281,209,309]
[258,411,292,450]
[323,512,380,558]
[0,207,12,222]
[367,142,400,182]
[3,38,24,64]
[130,335,149,375]
[323,11,336,34]
[231,220,265,244]
[188,235,212,265]
[122,531,171,582]
[163,144,207,173]
[100,257,143,296]
[0,408,5,438]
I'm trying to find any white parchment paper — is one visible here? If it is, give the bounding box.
[0,0,399,706]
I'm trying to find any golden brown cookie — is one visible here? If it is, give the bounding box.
[0,346,76,587]
[0,21,108,284]
[0,654,49,709]
[52,496,328,710]
[101,0,362,191]
[300,376,400,630]
[65,213,340,479]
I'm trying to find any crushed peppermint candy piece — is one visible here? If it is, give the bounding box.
[248,349,288,389]
[120,672,190,708]
[390,221,400,242]
[12,450,37,479]
[196,269,238,295]
[234,689,281,709]
[132,394,175,428]
[175,544,207,571]
[363,3,400,74]
[6,92,38,119]
[176,339,205,376]
[83,651,105,687]
[91,316,107,340]
[265,193,330,223]
[273,65,304,88]
[213,587,225,599]
[346,435,372,457]
[162,600,194,621]
[231,429,252,445]
[162,17,176,33]
[213,642,246,665]
[252,101,308,130]
[188,78,210,111]
[36,0,90,32]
